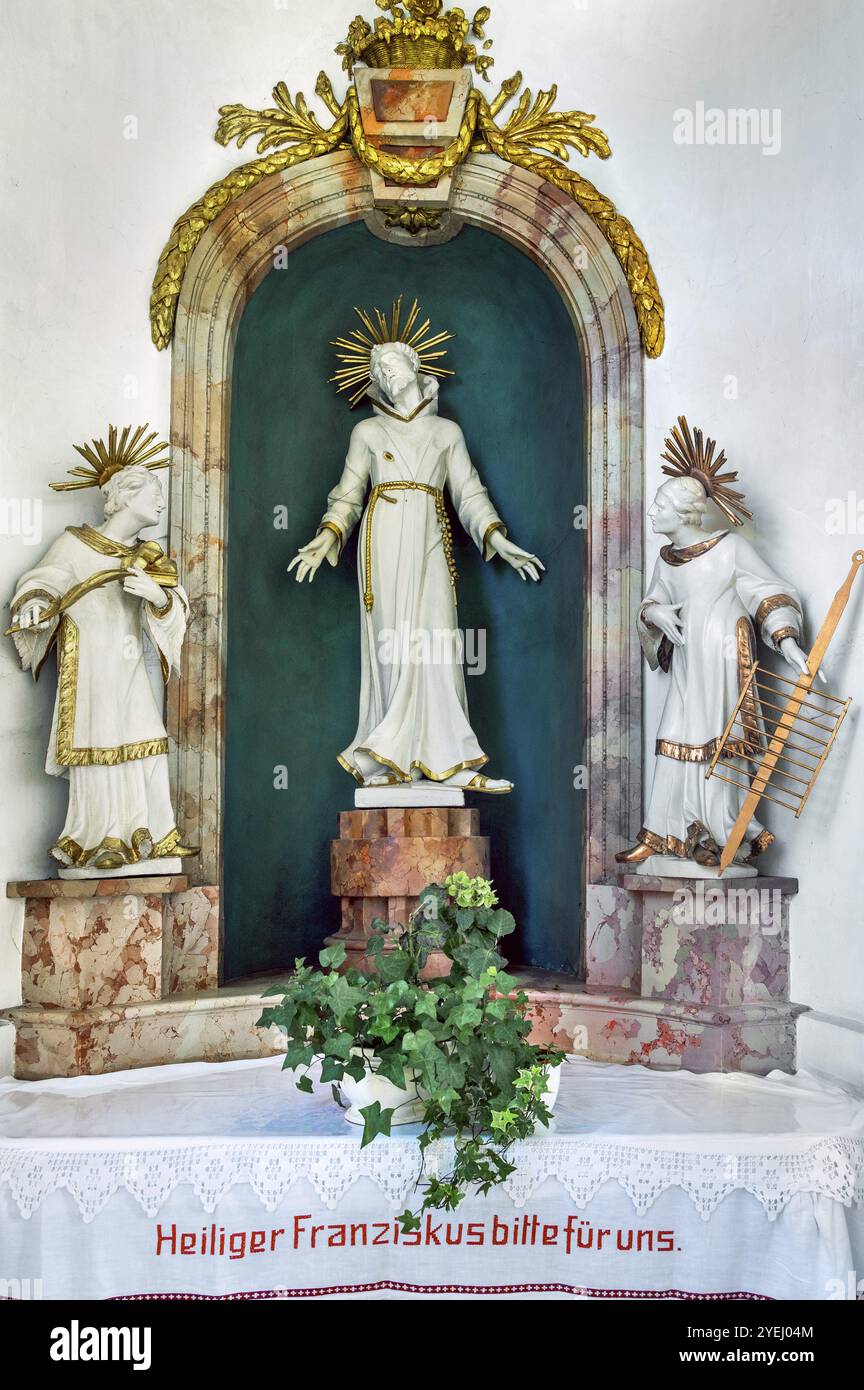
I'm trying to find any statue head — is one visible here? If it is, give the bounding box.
[648,475,708,535]
[101,463,165,532]
[369,341,421,406]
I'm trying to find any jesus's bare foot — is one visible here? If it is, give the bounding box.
[442,769,513,794]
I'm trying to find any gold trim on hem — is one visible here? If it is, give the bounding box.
[340,748,488,785]
[655,736,722,763]
[49,826,197,871]
[148,593,173,618]
[638,822,774,862]
[337,754,365,785]
[56,616,170,766]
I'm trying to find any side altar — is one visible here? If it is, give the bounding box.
[4,1,841,1081]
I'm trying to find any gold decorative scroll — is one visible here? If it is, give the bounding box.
[150,33,665,358]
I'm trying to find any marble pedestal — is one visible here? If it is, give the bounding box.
[0,877,254,1079]
[524,874,806,1074]
[327,806,489,974]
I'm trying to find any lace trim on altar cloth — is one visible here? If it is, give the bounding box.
[1,1134,862,1225]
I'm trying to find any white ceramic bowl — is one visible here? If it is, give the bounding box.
[339,1050,426,1126]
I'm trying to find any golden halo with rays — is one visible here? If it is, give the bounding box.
[660,415,752,527]
[49,424,170,492]
[330,295,455,407]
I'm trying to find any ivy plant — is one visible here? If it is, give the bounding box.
[259,873,563,1228]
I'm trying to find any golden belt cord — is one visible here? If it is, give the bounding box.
[363,481,457,613]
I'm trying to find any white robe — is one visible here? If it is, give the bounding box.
[10,524,189,869]
[318,379,504,783]
[637,530,803,862]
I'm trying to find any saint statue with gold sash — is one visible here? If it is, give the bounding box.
[6,426,195,875]
[288,300,544,793]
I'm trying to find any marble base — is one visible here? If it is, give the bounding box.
[578,872,805,1071]
[622,873,798,1011]
[328,806,489,974]
[58,857,184,880]
[355,787,465,808]
[517,972,805,1076]
[633,855,757,879]
[4,980,285,1080]
[1,877,221,1077]
[4,964,805,1081]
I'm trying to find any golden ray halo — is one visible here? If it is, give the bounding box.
[660,415,752,528]
[330,295,455,407]
[49,423,170,492]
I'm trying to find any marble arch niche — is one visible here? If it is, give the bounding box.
[167,148,644,983]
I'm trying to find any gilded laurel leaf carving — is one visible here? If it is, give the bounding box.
[215,81,337,155]
[495,83,612,162]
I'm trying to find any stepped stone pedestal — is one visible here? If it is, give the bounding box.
[327,806,489,973]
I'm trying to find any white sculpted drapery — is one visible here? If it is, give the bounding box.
[290,331,544,792]
[317,376,505,784]
[10,521,189,870]
[636,529,803,861]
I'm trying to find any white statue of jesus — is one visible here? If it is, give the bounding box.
[8,434,194,877]
[289,329,543,792]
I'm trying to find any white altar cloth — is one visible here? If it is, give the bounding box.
[1,1056,862,1300]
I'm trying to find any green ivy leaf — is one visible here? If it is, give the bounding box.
[318,941,347,970]
[343,1053,366,1082]
[489,909,516,937]
[296,1074,314,1094]
[359,1101,393,1147]
[413,991,438,1019]
[283,1041,315,1071]
[319,1055,346,1083]
[376,951,411,984]
[323,1032,353,1060]
[374,1049,409,1090]
[488,1044,517,1092]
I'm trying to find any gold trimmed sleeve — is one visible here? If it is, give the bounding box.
[754,593,801,627]
[771,625,800,650]
[10,587,56,616]
[316,520,343,562]
[148,592,173,619]
[482,521,507,561]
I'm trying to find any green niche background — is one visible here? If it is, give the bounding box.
[224,221,584,980]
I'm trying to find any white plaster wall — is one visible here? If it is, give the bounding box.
[0,0,861,1083]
